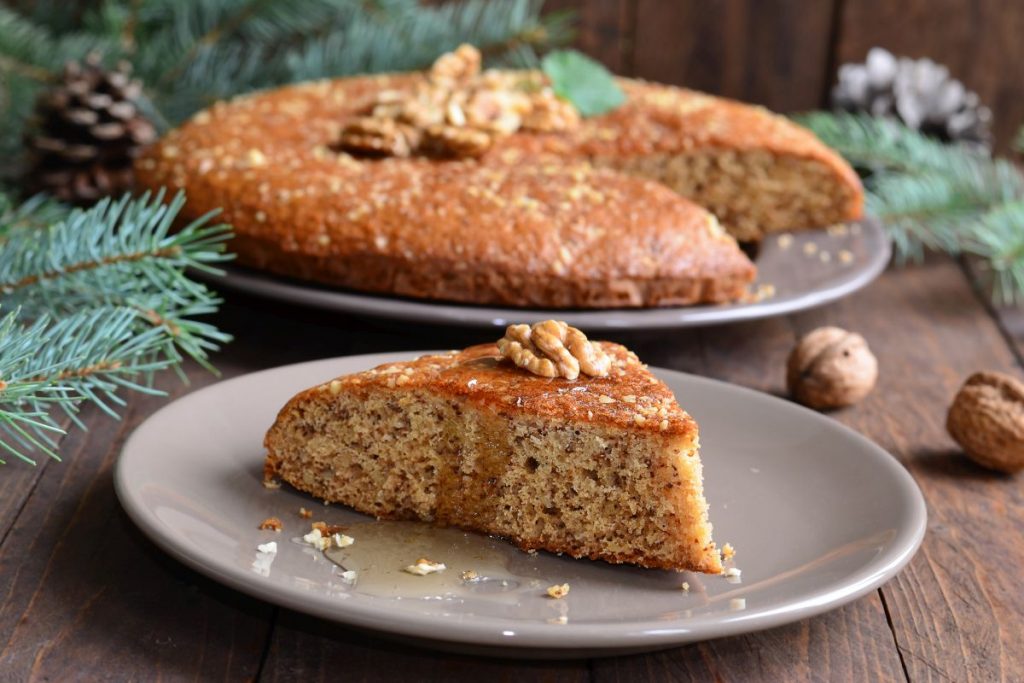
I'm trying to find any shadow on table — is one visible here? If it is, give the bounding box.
[908,447,1012,481]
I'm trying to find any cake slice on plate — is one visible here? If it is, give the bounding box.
[264,321,722,573]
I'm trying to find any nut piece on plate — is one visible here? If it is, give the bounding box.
[545,583,570,599]
[786,326,878,410]
[947,371,1024,473]
[497,320,611,380]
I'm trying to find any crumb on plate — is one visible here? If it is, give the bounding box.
[404,558,447,575]
[258,516,283,532]
[546,583,570,599]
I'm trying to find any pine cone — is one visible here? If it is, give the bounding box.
[832,47,993,149]
[24,53,157,204]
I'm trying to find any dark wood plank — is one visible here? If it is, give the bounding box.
[544,0,633,74]
[0,462,51,542]
[834,0,1024,151]
[260,608,589,682]
[631,0,838,111]
[0,369,274,681]
[593,597,904,682]
[789,257,1024,682]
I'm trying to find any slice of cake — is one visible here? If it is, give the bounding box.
[264,321,722,573]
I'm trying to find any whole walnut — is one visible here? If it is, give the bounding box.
[946,371,1024,473]
[787,326,878,410]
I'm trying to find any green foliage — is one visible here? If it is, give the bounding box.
[541,49,624,117]
[0,191,233,465]
[798,112,1024,304]
[0,0,570,166]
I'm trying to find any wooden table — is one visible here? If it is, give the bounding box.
[1,255,1021,681]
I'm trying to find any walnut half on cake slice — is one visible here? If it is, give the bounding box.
[264,322,722,573]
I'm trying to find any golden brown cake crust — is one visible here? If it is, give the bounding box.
[273,343,699,439]
[134,72,856,308]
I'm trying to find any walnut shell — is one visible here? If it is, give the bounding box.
[786,326,877,410]
[946,371,1024,473]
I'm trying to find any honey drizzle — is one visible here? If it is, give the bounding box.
[434,405,511,532]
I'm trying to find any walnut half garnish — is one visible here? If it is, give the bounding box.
[497,320,610,381]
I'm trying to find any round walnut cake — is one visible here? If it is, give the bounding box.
[135,45,863,309]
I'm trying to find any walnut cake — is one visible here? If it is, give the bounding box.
[264,322,723,572]
[136,45,862,309]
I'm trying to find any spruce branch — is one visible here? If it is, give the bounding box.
[0,306,177,464]
[0,190,233,464]
[0,191,232,315]
[799,111,1024,303]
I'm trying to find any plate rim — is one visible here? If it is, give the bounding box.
[115,351,926,652]
[199,217,891,330]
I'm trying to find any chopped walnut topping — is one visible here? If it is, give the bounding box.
[338,45,580,160]
[497,320,611,381]
[522,93,580,133]
[421,124,492,158]
[429,43,481,86]
[258,517,283,532]
[545,583,570,599]
[337,116,418,157]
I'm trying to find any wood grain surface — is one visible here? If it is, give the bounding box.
[4,2,1024,680]
[2,253,1022,681]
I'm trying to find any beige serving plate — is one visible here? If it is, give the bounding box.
[206,218,890,330]
[115,351,924,658]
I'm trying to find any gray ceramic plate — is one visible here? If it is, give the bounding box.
[208,219,890,330]
[115,352,925,658]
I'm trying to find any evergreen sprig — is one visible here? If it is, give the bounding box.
[798,111,1024,304]
[0,191,233,464]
